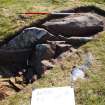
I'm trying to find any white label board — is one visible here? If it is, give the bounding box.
[31,86,75,105]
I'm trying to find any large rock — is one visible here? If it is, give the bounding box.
[46,41,71,57]
[35,44,56,60]
[1,27,54,49]
[28,44,56,78]
[43,13,104,37]
[55,43,71,57]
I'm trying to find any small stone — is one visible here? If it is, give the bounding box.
[15,76,23,84]
[9,77,23,91]
[32,75,37,82]
[17,71,23,76]
[42,60,54,70]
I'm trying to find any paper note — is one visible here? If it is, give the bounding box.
[31,86,75,105]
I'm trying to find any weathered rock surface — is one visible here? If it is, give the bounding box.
[28,44,55,78]
[46,41,71,57]
[9,77,24,91]
[1,27,54,49]
[55,43,71,55]
[43,13,104,37]
[42,60,54,70]
[31,44,55,63]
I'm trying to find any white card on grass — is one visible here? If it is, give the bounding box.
[31,86,75,105]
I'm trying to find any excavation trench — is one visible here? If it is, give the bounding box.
[0,5,105,100]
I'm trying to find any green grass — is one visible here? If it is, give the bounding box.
[0,0,105,105]
[75,34,105,105]
[82,0,105,4]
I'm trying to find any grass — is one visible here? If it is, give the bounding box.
[0,0,105,105]
[75,33,105,105]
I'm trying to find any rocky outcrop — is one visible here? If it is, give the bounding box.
[0,12,103,84]
[43,13,104,37]
[1,27,55,49]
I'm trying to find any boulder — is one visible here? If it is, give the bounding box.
[43,13,104,37]
[28,44,56,78]
[35,44,56,60]
[47,41,71,57]
[1,27,54,49]
[55,43,71,57]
